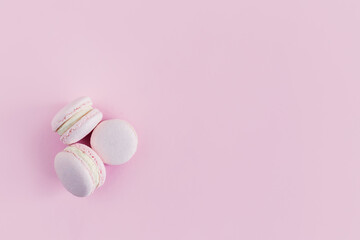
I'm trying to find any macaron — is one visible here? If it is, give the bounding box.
[91,119,138,165]
[51,97,103,144]
[54,143,106,197]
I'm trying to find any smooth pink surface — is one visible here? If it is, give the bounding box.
[0,0,359,239]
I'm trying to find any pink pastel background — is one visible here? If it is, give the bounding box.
[0,0,360,239]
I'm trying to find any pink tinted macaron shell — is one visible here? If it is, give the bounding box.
[54,143,106,197]
[51,97,103,145]
[91,119,138,165]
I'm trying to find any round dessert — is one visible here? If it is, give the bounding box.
[90,119,138,165]
[54,143,106,197]
[51,96,103,144]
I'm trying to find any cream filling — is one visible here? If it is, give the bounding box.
[65,146,100,188]
[57,106,93,135]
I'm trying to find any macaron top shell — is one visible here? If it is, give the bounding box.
[55,151,94,197]
[91,119,138,165]
[54,143,106,197]
[51,96,92,132]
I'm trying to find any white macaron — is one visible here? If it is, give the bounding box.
[90,119,138,165]
[51,97,103,145]
[54,143,106,197]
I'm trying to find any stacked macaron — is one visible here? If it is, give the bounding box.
[52,97,138,197]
